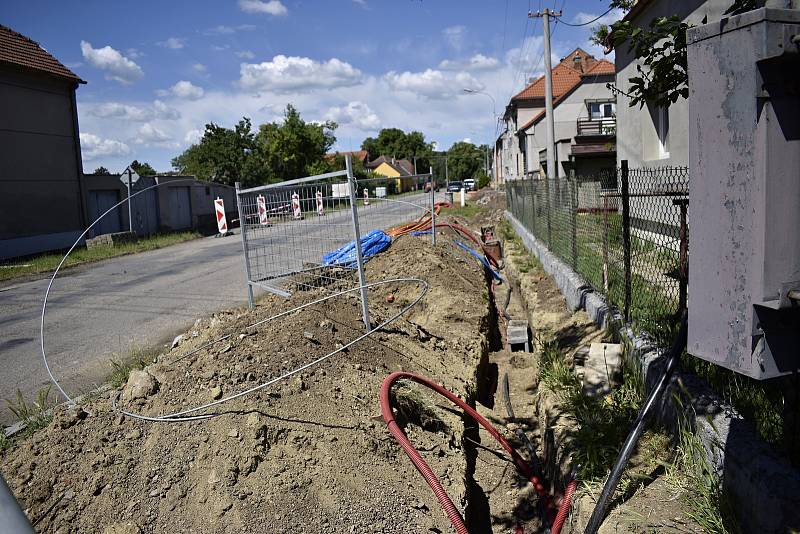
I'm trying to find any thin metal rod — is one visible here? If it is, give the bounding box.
[430,166,436,246]
[237,169,349,193]
[115,277,428,422]
[235,181,255,309]
[40,178,196,403]
[346,154,370,331]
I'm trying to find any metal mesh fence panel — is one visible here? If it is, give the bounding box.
[235,167,435,303]
[506,166,689,336]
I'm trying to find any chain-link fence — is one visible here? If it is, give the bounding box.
[235,156,437,329]
[507,163,689,336]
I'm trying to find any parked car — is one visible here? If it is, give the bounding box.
[424,180,440,192]
[463,178,476,191]
[447,181,463,192]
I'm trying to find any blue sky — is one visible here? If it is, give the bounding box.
[3,0,620,173]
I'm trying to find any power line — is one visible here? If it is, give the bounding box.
[557,6,614,26]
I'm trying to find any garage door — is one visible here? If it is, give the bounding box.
[88,190,122,236]
[168,187,192,230]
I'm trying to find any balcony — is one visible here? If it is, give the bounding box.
[576,117,616,136]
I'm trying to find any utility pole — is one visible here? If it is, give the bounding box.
[529,8,561,179]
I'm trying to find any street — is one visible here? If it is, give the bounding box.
[0,193,431,425]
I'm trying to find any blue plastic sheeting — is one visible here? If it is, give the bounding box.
[410,230,432,236]
[454,240,503,282]
[322,230,392,268]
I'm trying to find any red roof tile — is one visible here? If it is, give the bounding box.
[512,63,582,101]
[581,59,615,77]
[0,25,85,83]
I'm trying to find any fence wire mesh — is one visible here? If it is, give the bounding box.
[507,165,689,337]
[235,168,434,302]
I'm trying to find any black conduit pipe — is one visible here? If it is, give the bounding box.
[584,311,688,534]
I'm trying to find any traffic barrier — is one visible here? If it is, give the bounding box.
[257,195,269,226]
[292,192,301,219]
[316,190,324,216]
[214,198,228,234]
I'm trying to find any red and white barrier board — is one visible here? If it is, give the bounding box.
[214,198,227,234]
[316,191,324,216]
[257,195,268,226]
[363,187,369,206]
[292,192,301,219]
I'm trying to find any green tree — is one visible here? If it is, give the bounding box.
[171,106,337,187]
[171,118,264,186]
[361,128,434,169]
[92,166,110,175]
[447,141,484,180]
[129,160,157,176]
[255,104,337,183]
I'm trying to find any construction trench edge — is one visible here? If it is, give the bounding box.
[505,210,800,533]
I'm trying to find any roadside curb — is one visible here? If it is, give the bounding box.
[505,210,800,533]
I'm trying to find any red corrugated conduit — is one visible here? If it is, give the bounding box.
[380,371,575,534]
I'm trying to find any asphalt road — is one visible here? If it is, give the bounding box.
[0,193,431,425]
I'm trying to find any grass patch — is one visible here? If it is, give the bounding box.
[0,231,202,282]
[683,355,785,460]
[536,333,647,483]
[441,204,482,220]
[667,414,740,533]
[109,345,156,388]
[5,386,55,436]
[0,431,9,453]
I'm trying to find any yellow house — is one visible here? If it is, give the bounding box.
[370,157,416,193]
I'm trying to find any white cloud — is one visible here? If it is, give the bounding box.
[87,100,181,121]
[126,48,143,59]
[239,55,363,93]
[192,63,207,73]
[238,0,288,16]
[324,101,380,131]
[80,133,131,160]
[184,129,204,144]
[157,80,205,100]
[353,0,368,7]
[572,9,624,26]
[236,50,256,59]
[204,24,256,35]
[158,37,186,50]
[442,25,467,51]
[80,41,143,84]
[439,54,500,72]
[134,123,175,146]
[384,69,483,100]
[153,100,181,120]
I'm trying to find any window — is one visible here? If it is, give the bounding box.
[656,106,669,158]
[589,101,615,120]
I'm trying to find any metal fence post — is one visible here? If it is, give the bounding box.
[531,179,537,236]
[674,198,689,315]
[603,191,610,294]
[545,176,553,247]
[621,160,632,322]
[235,181,255,309]
[346,155,371,331]
[430,166,436,246]
[570,170,578,269]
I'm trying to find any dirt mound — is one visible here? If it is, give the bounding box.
[1,235,498,533]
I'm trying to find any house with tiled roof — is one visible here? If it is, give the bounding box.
[0,25,88,259]
[495,48,617,181]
